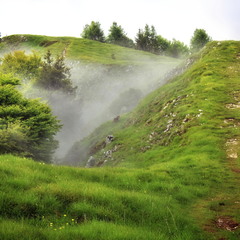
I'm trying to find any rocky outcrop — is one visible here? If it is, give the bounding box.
[85,156,96,168]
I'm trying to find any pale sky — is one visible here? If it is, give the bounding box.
[0,0,239,45]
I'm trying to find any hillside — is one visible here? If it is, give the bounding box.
[0,35,180,159]
[65,41,240,237]
[70,41,240,168]
[0,34,177,65]
[0,39,240,239]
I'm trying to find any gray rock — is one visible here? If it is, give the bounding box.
[85,156,96,168]
[106,135,114,144]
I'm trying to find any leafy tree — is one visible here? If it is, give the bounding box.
[0,50,76,94]
[107,22,125,43]
[136,25,169,54]
[167,39,189,58]
[136,24,157,52]
[0,122,29,157]
[0,50,41,80]
[81,21,105,42]
[0,73,61,162]
[107,22,134,48]
[156,35,171,54]
[190,28,212,52]
[148,25,160,53]
[36,50,76,94]
[135,29,146,51]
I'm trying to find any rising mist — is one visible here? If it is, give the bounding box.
[24,57,180,165]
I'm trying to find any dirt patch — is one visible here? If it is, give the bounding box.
[39,40,58,47]
[214,216,239,231]
[226,103,240,109]
[225,138,240,172]
[232,168,240,173]
[224,118,240,128]
[225,139,239,159]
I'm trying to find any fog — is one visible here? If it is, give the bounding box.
[25,58,179,165]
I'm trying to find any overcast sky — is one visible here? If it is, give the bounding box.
[1,0,239,45]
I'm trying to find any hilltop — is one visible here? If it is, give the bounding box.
[0,39,239,240]
[0,34,177,65]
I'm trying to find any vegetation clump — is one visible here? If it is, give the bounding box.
[0,50,77,94]
[107,22,135,48]
[80,21,212,58]
[190,28,212,52]
[81,21,105,43]
[36,50,76,94]
[0,73,61,162]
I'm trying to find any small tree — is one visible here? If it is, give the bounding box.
[107,22,125,43]
[0,73,61,162]
[36,50,76,94]
[167,39,189,58]
[107,22,134,48]
[156,35,171,55]
[136,25,163,54]
[81,21,105,42]
[190,29,212,52]
[135,29,146,51]
[0,50,41,80]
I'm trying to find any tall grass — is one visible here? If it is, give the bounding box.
[1,41,240,239]
[0,155,208,239]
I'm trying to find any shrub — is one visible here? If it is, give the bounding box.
[0,50,41,80]
[0,73,61,162]
[35,50,76,94]
[0,122,30,157]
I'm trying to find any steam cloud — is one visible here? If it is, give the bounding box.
[25,57,178,164]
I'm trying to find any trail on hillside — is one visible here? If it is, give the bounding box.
[209,96,240,238]
[225,91,240,173]
[199,84,240,240]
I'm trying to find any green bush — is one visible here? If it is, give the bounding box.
[35,50,76,94]
[0,73,61,162]
[0,122,30,157]
[0,50,41,80]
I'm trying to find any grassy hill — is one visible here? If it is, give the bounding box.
[0,34,177,65]
[0,34,181,159]
[0,154,204,240]
[0,40,240,239]
[74,41,240,168]
[65,41,240,237]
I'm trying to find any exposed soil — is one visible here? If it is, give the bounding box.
[225,138,239,159]
[226,103,240,109]
[39,40,58,47]
[214,216,239,231]
[225,93,240,173]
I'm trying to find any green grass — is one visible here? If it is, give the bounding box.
[67,41,240,239]
[0,34,179,65]
[78,41,240,167]
[0,154,207,240]
[0,40,240,239]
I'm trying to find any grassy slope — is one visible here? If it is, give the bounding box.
[0,34,178,65]
[0,40,239,240]
[0,154,205,240]
[69,41,240,238]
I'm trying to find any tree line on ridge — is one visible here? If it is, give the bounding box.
[81,21,212,58]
